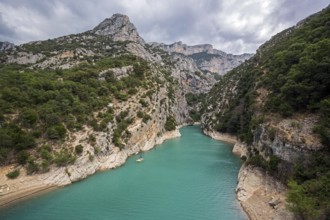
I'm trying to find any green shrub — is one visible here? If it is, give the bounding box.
[16,150,30,165]
[189,110,200,122]
[89,134,96,144]
[137,111,144,118]
[143,114,152,123]
[93,146,100,155]
[6,169,20,179]
[46,125,67,140]
[287,152,330,219]
[287,180,319,219]
[38,147,53,161]
[164,115,176,131]
[75,145,84,155]
[26,157,39,174]
[139,99,148,107]
[40,160,50,173]
[246,155,267,169]
[54,148,76,166]
[19,109,38,127]
[268,155,281,172]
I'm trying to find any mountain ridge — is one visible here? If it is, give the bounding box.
[151,41,253,75]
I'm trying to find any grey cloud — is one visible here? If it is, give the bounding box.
[0,0,328,54]
[0,13,17,42]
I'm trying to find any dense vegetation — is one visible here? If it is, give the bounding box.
[260,8,330,148]
[203,6,330,219]
[185,93,205,121]
[0,54,149,167]
[287,152,330,219]
[204,60,259,144]
[205,7,330,146]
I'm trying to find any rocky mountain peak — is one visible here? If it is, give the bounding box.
[92,14,145,44]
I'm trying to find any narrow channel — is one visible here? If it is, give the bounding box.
[0,126,246,220]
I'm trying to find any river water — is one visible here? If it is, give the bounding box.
[0,126,246,220]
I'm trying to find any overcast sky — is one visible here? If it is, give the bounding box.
[0,0,328,54]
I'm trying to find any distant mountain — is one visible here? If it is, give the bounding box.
[151,41,253,75]
[0,41,15,51]
[0,14,242,94]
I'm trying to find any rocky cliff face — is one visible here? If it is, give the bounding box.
[92,14,145,45]
[169,53,216,93]
[0,41,15,51]
[236,165,294,220]
[152,41,216,56]
[152,41,253,75]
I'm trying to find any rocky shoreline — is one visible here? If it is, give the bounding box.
[0,128,181,208]
[203,129,294,220]
[1,127,294,220]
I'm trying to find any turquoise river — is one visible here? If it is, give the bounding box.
[0,126,247,220]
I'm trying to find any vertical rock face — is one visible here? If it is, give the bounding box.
[236,165,294,220]
[154,41,216,56]
[170,53,217,94]
[151,41,253,75]
[0,41,15,51]
[252,116,323,163]
[92,14,145,45]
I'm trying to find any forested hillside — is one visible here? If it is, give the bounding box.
[202,6,330,219]
[0,14,194,182]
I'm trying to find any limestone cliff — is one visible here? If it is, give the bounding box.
[236,165,294,220]
[151,41,253,75]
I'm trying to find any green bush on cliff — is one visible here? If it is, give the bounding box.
[6,169,20,179]
[75,145,84,155]
[53,148,76,166]
[313,98,330,149]
[287,180,319,219]
[164,115,176,131]
[246,154,281,173]
[16,150,30,165]
[26,157,39,174]
[287,152,330,219]
[246,155,267,169]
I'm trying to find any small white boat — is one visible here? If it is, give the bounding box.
[136,157,144,162]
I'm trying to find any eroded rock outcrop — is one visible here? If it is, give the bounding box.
[92,14,145,45]
[151,41,253,76]
[236,165,294,220]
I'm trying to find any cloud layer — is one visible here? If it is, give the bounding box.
[0,0,328,54]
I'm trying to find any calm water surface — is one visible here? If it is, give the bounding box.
[0,126,246,220]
